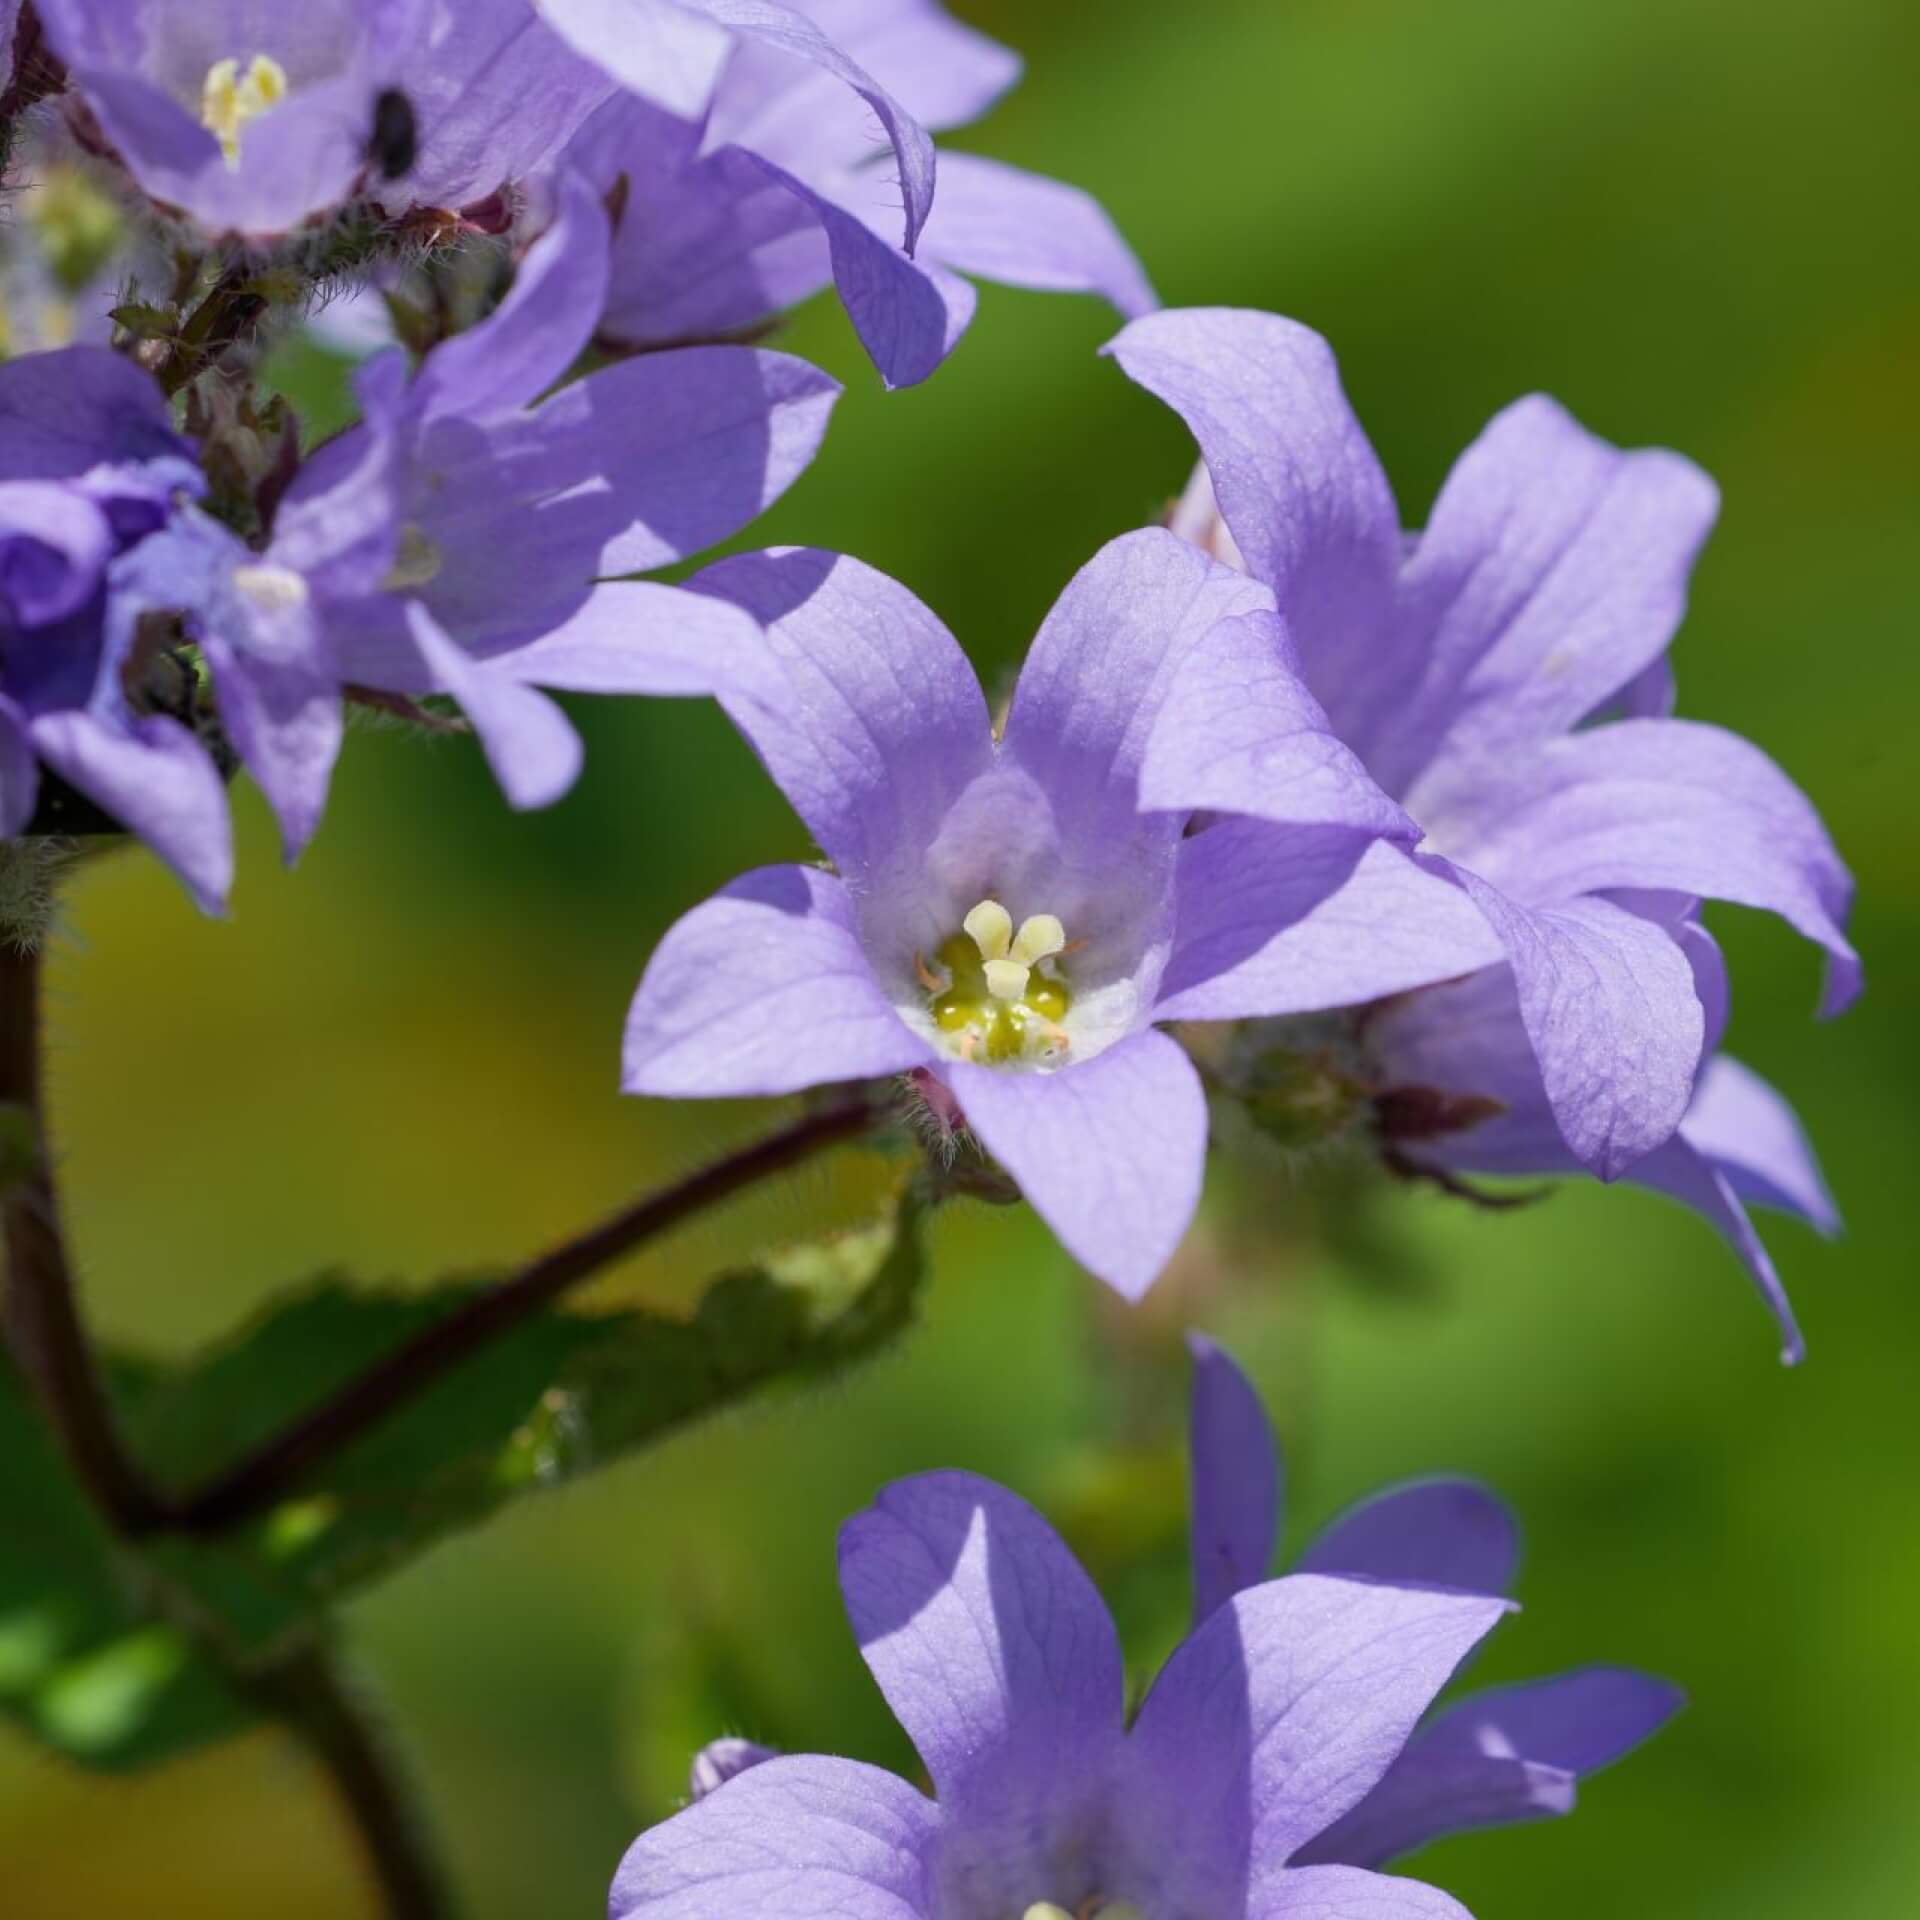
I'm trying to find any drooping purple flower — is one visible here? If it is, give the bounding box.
[1105,309,1858,1202]
[1359,908,1838,1362]
[612,1338,1673,1918]
[35,0,611,239]
[563,0,1155,386]
[0,344,234,906]
[1185,1334,1681,1867]
[110,168,829,867]
[622,527,1440,1298]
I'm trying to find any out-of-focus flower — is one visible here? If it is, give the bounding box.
[1107,309,1858,1204]
[611,1344,1651,1916]
[0,344,233,904]
[0,150,130,356]
[566,0,1154,386]
[623,527,1427,1298]
[113,169,825,866]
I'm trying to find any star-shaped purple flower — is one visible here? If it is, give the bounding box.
[611,1336,1675,1918]
[622,527,1425,1298]
[1105,308,1859,1198]
[109,169,828,885]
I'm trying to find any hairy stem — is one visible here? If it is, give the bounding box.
[0,943,165,1529]
[163,1095,882,1533]
[251,1647,455,1920]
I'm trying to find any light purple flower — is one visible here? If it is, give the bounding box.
[0,344,234,907]
[1107,308,1859,1194]
[1361,908,1839,1361]
[616,1338,1673,1917]
[1185,1334,1681,1867]
[622,527,1425,1298]
[564,0,1155,386]
[110,169,829,872]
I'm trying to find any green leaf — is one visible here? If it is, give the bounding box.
[107,303,178,341]
[0,1356,257,1771]
[125,1183,928,1660]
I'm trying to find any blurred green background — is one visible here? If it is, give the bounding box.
[4,0,1917,1911]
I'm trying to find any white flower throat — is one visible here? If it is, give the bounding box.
[201,53,289,169]
[921,898,1074,1065]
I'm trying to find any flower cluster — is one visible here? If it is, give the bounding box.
[612,1337,1678,1918]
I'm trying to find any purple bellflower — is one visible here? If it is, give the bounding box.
[622,527,1433,1299]
[566,0,1155,387]
[1104,309,1858,1204]
[611,1334,1673,1918]
[108,169,830,893]
[0,345,234,904]
[36,0,611,239]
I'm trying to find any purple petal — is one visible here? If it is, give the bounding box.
[1298,1668,1682,1869]
[1446,873,1705,1180]
[1249,1864,1475,1919]
[623,864,931,1098]
[0,706,39,838]
[689,1736,778,1799]
[1003,527,1273,858]
[1187,1334,1280,1628]
[0,482,112,625]
[0,345,184,480]
[687,548,992,887]
[493,581,759,695]
[1155,829,1504,1023]
[1421,718,1859,1018]
[1388,396,1719,799]
[405,602,582,810]
[1681,1053,1838,1234]
[198,641,341,866]
[608,1752,937,1920]
[1297,1482,1518,1598]
[838,1470,1122,1882]
[539,0,733,118]
[1103,309,1403,730]
[1139,612,1417,840]
[29,710,231,913]
[944,1029,1209,1302]
[916,151,1156,318]
[411,169,610,425]
[1118,1573,1511,1904]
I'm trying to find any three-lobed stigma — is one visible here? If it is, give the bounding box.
[923,897,1072,1065]
[201,53,290,169]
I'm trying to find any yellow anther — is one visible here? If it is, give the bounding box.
[962,898,1013,961]
[1011,913,1066,966]
[983,958,1031,1003]
[201,53,290,169]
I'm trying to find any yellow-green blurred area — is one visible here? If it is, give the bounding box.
[5,0,1918,1910]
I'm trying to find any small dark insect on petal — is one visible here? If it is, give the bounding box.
[367,88,418,181]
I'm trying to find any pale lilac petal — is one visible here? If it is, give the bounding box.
[0,345,183,479]
[1103,309,1403,727]
[688,549,992,887]
[685,0,937,249]
[29,710,231,913]
[608,1752,936,1920]
[1448,874,1705,1179]
[1388,397,1719,799]
[1298,1668,1682,1868]
[1139,613,1417,839]
[1297,1482,1518,1598]
[916,151,1156,318]
[1155,830,1504,1023]
[1626,1131,1807,1364]
[494,582,758,695]
[405,603,582,810]
[1423,718,1859,1017]
[623,864,931,1097]
[1680,1054,1838,1234]
[1119,1574,1511,1906]
[539,0,733,118]
[838,1471,1122,1882]
[412,169,610,424]
[199,642,341,865]
[1187,1334,1280,1627]
[944,1029,1208,1302]
[1249,1864,1475,1919]
[1003,526,1273,856]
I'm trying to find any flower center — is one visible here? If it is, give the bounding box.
[201,54,290,169]
[232,563,309,613]
[1021,1903,1145,1920]
[922,898,1073,1066]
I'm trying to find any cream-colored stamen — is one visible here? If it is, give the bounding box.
[202,53,290,170]
[962,898,1013,960]
[983,957,1030,1003]
[232,563,309,612]
[1010,913,1066,966]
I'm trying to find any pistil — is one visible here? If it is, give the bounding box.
[201,53,290,169]
[923,897,1072,1064]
